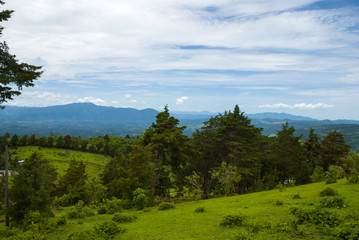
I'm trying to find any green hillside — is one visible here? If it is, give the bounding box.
[1,179,357,239]
[8,146,112,177]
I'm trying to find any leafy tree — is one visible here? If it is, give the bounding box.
[191,105,263,197]
[9,134,18,147]
[304,128,322,168]
[63,135,72,149]
[18,134,28,146]
[9,152,57,223]
[57,159,87,196]
[27,134,37,146]
[321,131,350,170]
[0,1,42,108]
[143,106,190,196]
[102,141,153,199]
[270,122,307,184]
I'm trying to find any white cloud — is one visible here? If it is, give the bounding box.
[125,94,132,99]
[176,96,188,105]
[259,103,334,110]
[76,97,106,105]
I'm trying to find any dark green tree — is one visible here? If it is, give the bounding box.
[18,134,28,146]
[143,106,190,197]
[321,131,350,170]
[0,1,42,108]
[303,128,322,168]
[27,134,37,146]
[191,105,264,197]
[270,122,307,184]
[9,152,57,223]
[9,134,18,147]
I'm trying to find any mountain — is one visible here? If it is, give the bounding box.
[1,103,359,151]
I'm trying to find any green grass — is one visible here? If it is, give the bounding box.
[8,146,112,177]
[2,178,354,240]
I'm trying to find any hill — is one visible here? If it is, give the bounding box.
[8,146,112,177]
[1,179,357,239]
[1,103,359,151]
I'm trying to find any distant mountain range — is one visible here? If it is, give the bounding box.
[1,103,359,151]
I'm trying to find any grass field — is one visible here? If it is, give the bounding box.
[4,179,353,240]
[8,146,112,177]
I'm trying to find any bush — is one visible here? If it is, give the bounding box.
[293,193,301,199]
[194,207,205,213]
[290,206,341,227]
[320,187,338,197]
[325,165,345,184]
[94,220,125,239]
[133,188,150,210]
[311,166,325,182]
[347,170,359,184]
[67,201,94,219]
[319,196,346,208]
[112,213,137,223]
[334,221,359,240]
[56,215,67,227]
[97,198,122,214]
[275,200,283,206]
[220,213,247,228]
[158,202,175,211]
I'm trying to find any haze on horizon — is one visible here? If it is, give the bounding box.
[2,0,359,120]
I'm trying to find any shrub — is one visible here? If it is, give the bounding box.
[320,187,338,197]
[56,215,67,227]
[290,206,340,227]
[94,220,125,239]
[97,198,122,214]
[320,196,346,208]
[158,202,175,211]
[347,170,359,184]
[112,213,137,223]
[311,166,325,182]
[194,207,205,213]
[220,213,247,228]
[334,221,359,240]
[275,200,283,206]
[325,165,345,184]
[133,188,150,210]
[67,201,94,219]
[293,193,301,199]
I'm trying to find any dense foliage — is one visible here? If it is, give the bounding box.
[1,105,358,236]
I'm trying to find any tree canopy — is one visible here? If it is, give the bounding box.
[0,1,42,108]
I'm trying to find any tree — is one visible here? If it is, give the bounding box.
[9,152,57,223]
[0,1,42,108]
[321,131,350,170]
[9,134,18,147]
[191,105,263,197]
[303,128,322,168]
[270,122,307,184]
[143,106,190,197]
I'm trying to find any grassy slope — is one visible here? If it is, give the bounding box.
[8,146,112,177]
[44,179,358,240]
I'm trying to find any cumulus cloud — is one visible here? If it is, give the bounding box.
[76,97,106,105]
[259,103,334,110]
[176,96,188,105]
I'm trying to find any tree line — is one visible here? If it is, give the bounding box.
[1,105,358,225]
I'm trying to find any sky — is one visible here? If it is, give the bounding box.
[2,0,359,120]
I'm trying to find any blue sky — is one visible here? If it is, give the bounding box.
[2,0,359,120]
